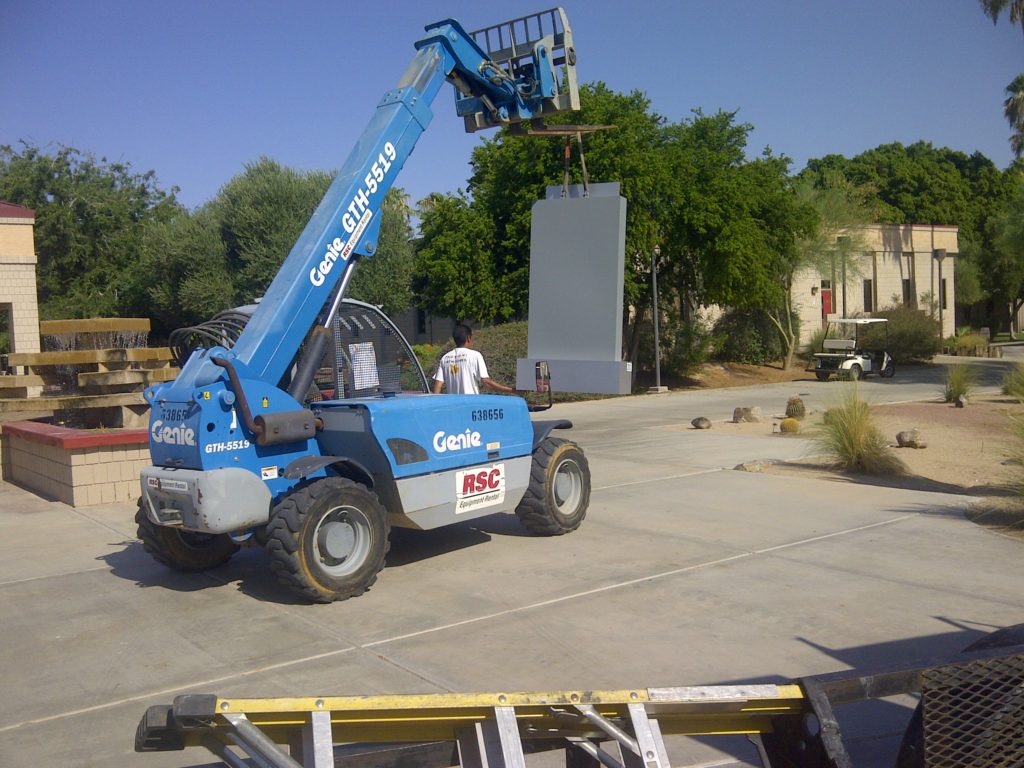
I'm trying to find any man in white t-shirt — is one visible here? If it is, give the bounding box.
[432,324,518,395]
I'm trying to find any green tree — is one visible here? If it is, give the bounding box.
[979,0,1024,32]
[1005,74,1024,158]
[467,82,669,317]
[782,171,875,366]
[347,187,417,316]
[415,191,502,322]
[137,205,236,334]
[216,157,333,303]
[954,240,988,307]
[0,142,178,319]
[802,142,1014,245]
[657,112,816,369]
[984,178,1024,330]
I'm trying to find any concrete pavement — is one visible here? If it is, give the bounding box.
[1,361,1022,767]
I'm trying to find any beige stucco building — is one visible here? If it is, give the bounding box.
[0,202,42,365]
[792,223,958,347]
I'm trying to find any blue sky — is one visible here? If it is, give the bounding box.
[2,1,1021,210]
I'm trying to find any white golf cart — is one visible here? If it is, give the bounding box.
[808,318,895,381]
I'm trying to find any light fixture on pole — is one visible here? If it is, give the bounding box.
[649,244,667,393]
[933,248,946,343]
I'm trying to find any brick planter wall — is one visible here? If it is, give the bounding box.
[1,421,150,507]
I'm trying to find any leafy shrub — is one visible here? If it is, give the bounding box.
[712,309,781,365]
[786,396,806,420]
[633,314,714,385]
[779,417,800,433]
[943,363,977,403]
[463,322,528,386]
[1003,362,1024,403]
[412,343,442,378]
[663,319,715,379]
[862,304,941,363]
[811,386,907,475]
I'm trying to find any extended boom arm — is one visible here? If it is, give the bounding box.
[175,8,577,395]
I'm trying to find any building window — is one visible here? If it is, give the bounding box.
[863,279,873,313]
[940,279,947,311]
[902,278,913,305]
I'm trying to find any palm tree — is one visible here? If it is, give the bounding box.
[979,0,1024,31]
[1006,75,1024,158]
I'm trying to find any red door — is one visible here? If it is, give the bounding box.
[821,289,834,316]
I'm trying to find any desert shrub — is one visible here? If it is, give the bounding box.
[779,417,800,433]
[711,309,782,365]
[943,363,977,403]
[948,333,988,351]
[864,304,941,362]
[1003,361,1024,403]
[786,396,806,420]
[811,385,908,475]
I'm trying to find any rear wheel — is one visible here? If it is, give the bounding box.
[135,499,239,571]
[515,438,590,535]
[847,363,862,381]
[815,372,830,382]
[267,477,390,603]
[880,359,895,378]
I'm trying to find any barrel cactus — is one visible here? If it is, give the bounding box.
[780,417,801,434]
[785,396,806,420]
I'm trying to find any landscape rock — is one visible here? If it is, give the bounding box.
[734,460,767,473]
[955,394,968,408]
[896,429,927,449]
[732,406,763,423]
[691,417,712,430]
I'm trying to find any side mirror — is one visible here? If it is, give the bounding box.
[535,361,550,393]
[531,361,553,412]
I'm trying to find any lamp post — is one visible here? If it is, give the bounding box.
[933,248,946,345]
[649,244,667,393]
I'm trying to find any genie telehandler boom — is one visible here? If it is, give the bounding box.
[137,8,590,602]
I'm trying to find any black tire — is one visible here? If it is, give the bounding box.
[880,359,896,378]
[815,372,830,382]
[847,363,862,381]
[515,438,590,536]
[135,499,239,571]
[266,477,390,603]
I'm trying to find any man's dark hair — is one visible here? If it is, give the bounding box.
[452,323,472,347]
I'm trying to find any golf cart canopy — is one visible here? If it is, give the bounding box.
[829,318,888,325]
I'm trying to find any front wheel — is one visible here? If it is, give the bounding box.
[515,438,590,535]
[880,359,895,378]
[847,363,862,381]
[815,371,830,382]
[266,477,390,603]
[135,500,239,571]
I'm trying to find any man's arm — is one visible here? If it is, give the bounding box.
[481,377,521,395]
[432,379,443,394]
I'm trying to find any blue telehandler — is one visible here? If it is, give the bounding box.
[136,8,591,602]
